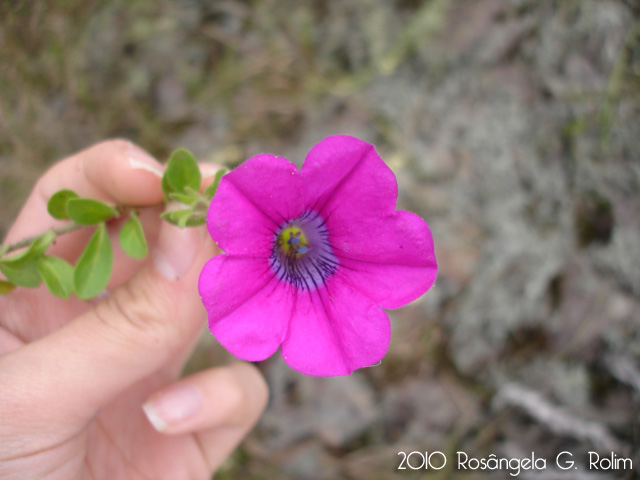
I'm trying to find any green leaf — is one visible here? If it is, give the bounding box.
[74,223,113,300]
[168,191,198,206]
[31,230,57,256]
[203,168,227,198]
[66,198,119,225]
[37,256,74,299]
[119,212,148,259]
[47,189,79,220]
[0,280,15,295]
[162,148,201,200]
[0,260,41,288]
[0,231,56,288]
[160,209,206,228]
[0,231,55,264]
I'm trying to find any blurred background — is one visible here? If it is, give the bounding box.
[1,0,639,478]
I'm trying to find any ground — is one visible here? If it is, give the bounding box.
[1,1,639,478]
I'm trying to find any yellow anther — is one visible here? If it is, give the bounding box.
[278,226,309,256]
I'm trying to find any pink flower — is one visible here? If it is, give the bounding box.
[198,135,437,376]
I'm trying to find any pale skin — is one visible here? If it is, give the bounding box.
[0,140,268,480]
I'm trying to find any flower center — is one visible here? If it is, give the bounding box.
[269,211,338,290]
[278,226,310,256]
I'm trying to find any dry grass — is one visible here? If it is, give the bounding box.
[2,2,639,479]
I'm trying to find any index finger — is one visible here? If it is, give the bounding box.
[3,139,164,260]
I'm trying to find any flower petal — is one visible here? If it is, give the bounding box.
[280,275,391,376]
[208,154,303,256]
[199,255,289,360]
[332,210,437,309]
[302,135,397,223]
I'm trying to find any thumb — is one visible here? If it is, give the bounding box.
[0,221,216,428]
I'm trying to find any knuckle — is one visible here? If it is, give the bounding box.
[219,364,268,424]
[93,278,182,351]
[244,364,269,415]
[35,162,66,200]
[221,369,246,407]
[94,138,132,154]
[216,370,247,422]
[237,363,268,405]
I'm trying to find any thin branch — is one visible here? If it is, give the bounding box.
[494,383,623,453]
[1,222,88,257]
[0,198,197,259]
[0,202,165,258]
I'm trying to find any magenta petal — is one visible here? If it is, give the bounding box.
[280,275,391,376]
[301,136,437,306]
[302,135,397,224]
[199,255,289,360]
[208,154,304,256]
[332,210,437,308]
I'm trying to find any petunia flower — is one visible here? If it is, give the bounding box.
[198,135,437,376]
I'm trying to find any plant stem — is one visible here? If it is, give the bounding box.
[0,198,194,259]
[0,222,86,257]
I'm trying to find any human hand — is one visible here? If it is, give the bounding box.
[0,140,268,480]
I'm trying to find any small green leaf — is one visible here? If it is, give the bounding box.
[0,231,55,264]
[203,168,227,198]
[47,189,79,220]
[31,231,57,257]
[162,148,201,199]
[66,198,119,225]
[0,280,15,295]
[119,212,148,259]
[0,260,41,288]
[161,209,192,228]
[74,223,113,300]
[0,231,56,288]
[37,256,74,299]
[169,192,198,206]
[161,209,206,228]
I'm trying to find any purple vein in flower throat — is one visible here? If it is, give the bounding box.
[269,211,338,290]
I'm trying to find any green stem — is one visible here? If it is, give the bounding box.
[0,198,194,258]
[0,189,212,260]
[0,222,87,257]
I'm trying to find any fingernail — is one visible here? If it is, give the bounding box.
[143,384,202,432]
[153,223,204,281]
[127,144,163,178]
